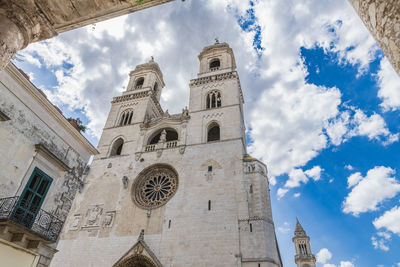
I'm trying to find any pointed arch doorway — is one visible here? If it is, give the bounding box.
[115,254,156,267]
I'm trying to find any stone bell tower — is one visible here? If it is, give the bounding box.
[293,219,316,267]
[96,58,165,158]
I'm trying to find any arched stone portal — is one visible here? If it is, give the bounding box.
[115,255,156,267]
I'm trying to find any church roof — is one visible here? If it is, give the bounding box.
[294,218,307,237]
[130,58,164,79]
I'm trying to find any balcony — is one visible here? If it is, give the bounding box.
[166,140,177,148]
[0,196,64,243]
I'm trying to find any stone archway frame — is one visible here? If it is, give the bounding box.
[113,231,163,267]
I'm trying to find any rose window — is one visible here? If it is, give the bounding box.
[132,165,178,209]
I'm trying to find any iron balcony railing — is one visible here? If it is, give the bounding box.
[0,196,64,242]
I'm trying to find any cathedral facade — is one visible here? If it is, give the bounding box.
[51,42,282,267]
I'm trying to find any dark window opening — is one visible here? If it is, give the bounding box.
[210,59,220,70]
[258,264,261,267]
[206,91,221,109]
[249,184,253,194]
[119,110,133,126]
[207,124,220,142]
[153,82,158,92]
[211,94,216,108]
[250,223,253,232]
[208,166,212,172]
[208,200,211,210]
[135,77,144,89]
[119,114,125,126]
[168,220,171,228]
[149,129,178,144]
[110,138,124,156]
[116,144,123,155]
[128,112,133,124]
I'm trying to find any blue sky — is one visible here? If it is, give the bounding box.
[13,0,400,266]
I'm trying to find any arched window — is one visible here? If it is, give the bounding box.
[209,59,220,70]
[153,82,158,92]
[206,91,222,109]
[119,110,133,126]
[135,77,144,89]
[207,123,220,142]
[148,128,179,144]
[110,138,124,156]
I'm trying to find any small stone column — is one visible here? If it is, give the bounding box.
[0,15,25,70]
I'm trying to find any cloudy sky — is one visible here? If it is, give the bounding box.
[13,0,400,266]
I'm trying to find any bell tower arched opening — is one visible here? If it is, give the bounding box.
[148,128,178,144]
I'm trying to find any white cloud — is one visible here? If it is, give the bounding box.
[349,109,399,145]
[305,166,323,181]
[343,166,400,216]
[277,188,289,200]
[339,261,355,267]
[317,248,332,264]
[285,169,309,188]
[324,264,336,267]
[345,164,354,171]
[325,111,351,146]
[377,57,400,111]
[347,172,363,188]
[294,192,301,198]
[373,205,400,236]
[371,235,390,251]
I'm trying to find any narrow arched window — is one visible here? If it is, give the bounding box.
[206,91,222,109]
[207,123,220,142]
[153,82,158,92]
[110,138,124,156]
[209,59,220,70]
[118,110,133,126]
[119,113,125,126]
[135,77,144,89]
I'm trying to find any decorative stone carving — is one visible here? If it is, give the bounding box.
[132,165,178,209]
[83,205,103,227]
[122,176,129,188]
[179,146,185,154]
[69,215,82,231]
[181,106,189,119]
[107,163,112,168]
[158,129,167,143]
[102,211,116,228]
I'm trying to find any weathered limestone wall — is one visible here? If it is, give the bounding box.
[0,63,96,224]
[348,0,400,76]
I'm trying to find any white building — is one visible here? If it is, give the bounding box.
[0,63,98,266]
[52,42,283,267]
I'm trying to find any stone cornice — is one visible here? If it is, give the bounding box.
[190,71,244,103]
[35,144,70,171]
[5,63,98,155]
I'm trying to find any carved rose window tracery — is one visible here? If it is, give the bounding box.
[132,165,178,209]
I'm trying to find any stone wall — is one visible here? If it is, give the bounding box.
[348,0,400,75]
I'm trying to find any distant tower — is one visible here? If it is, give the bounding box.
[293,219,316,267]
